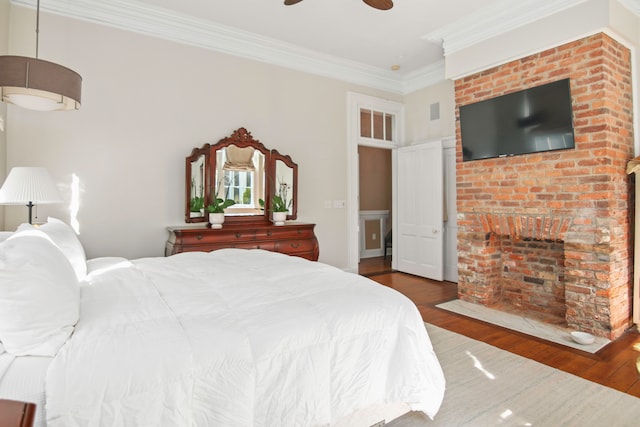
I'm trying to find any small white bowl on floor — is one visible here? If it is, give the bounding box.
[571,331,595,345]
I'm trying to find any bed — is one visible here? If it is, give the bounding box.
[0,218,445,426]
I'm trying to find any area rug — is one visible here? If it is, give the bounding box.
[436,299,610,353]
[387,323,639,427]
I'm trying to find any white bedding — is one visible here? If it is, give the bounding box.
[43,249,444,426]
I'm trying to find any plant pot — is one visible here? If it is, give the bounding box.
[272,211,287,226]
[209,212,225,229]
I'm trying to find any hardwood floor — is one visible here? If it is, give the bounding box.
[358,257,640,398]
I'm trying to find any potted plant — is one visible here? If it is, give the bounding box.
[271,181,292,226]
[190,196,205,216]
[206,181,236,228]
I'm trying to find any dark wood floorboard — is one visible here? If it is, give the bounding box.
[358,256,640,398]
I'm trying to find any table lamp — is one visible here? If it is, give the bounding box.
[0,167,62,224]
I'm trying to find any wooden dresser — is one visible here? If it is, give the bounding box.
[166,222,319,261]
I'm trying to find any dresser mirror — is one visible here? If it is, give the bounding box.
[185,127,298,224]
[185,146,210,221]
[271,150,298,220]
[214,144,267,217]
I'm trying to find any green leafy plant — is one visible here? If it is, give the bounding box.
[206,179,236,213]
[272,181,292,213]
[206,197,235,214]
[190,196,204,212]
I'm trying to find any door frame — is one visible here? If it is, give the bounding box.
[346,92,404,273]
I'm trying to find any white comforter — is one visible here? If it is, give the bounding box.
[45,249,445,426]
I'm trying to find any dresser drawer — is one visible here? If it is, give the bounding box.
[254,227,315,240]
[275,238,317,255]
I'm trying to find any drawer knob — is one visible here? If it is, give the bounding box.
[291,242,300,248]
[235,233,241,238]
[196,234,203,240]
[267,230,273,236]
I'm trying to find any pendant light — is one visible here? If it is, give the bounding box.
[0,0,82,111]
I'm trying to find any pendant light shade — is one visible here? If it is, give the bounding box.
[0,56,82,111]
[0,0,82,111]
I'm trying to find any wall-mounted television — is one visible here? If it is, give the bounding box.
[459,78,575,161]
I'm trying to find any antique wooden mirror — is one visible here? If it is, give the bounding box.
[185,127,298,225]
[185,144,210,222]
[271,150,298,220]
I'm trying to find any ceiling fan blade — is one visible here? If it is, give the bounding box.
[363,0,394,10]
[284,0,304,5]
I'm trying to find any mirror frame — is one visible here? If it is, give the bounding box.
[270,149,298,220]
[185,127,298,226]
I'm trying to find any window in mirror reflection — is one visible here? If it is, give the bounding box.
[216,146,265,215]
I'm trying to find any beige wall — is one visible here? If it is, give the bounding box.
[404,79,455,144]
[358,146,391,212]
[3,5,400,268]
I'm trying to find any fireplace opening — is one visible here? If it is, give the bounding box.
[491,235,566,326]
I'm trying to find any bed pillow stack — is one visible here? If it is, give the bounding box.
[0,219,82,356]
[34,217,87,281]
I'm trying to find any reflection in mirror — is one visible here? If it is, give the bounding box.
[275,159,294,216]
[215,145,265,216]
[271,149,298,220]
[189,154,206,218]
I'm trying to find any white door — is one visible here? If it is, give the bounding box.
[443,141,458,283]
[395,141,443,280]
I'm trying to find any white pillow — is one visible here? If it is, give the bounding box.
[0,229,79,356]
[20,217,87,281]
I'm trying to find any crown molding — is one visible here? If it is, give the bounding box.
[12,0,408,94]
[15,0,635,95]
[423,0,593,55]
[401,61,446,94]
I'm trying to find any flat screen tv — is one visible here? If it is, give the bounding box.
[459,78,575,161]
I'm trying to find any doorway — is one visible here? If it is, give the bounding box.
[358,145,393,275]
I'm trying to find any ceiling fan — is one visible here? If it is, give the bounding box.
[284,0,394,11]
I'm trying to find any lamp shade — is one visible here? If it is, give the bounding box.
[0,167,62,205]
[0,56,82,111]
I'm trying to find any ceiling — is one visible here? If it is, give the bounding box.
[12,0,640,93]
[134,0,496,74]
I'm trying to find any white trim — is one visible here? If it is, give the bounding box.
[14,0,638,94]
[444,27,636,81]
[401,61,447,95]
[10,0,407,94]
[423,0,591,55]
[359,210,390,259]
[347,92,404,272]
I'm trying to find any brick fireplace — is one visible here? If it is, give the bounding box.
[455,33,635,340]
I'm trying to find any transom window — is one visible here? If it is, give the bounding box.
[360,109,395,142]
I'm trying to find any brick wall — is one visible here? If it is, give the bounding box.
[455,33,634,339]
